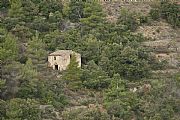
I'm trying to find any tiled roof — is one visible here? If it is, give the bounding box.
[49,50,80,56]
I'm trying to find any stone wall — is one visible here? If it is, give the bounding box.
[48,52,81,71]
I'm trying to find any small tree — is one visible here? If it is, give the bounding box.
[0,0,10,11]
[68,0,84,23]
[117,9,139,31]
[6,98,41,119]
[62,54,82,89]
[82,60,111,90]
[104,74,139,119]
[27,32,47,71]
[8,0,23,18]
[149,9,160,20]
[0,33,18,62]
[17,58,38,99]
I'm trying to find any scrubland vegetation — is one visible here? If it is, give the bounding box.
[0,0,179,119]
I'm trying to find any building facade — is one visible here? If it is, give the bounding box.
[48,50,81,71]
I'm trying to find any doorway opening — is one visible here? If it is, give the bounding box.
[55,65,58,70]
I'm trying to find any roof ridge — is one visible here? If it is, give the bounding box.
[49,50,77,56]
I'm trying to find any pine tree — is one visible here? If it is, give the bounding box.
[6,98,41,119]
[104,74,139,119]
[80,1,106,35]
[82,60,110,90]
[27,32,47,70]
[117,8,139,31]
[68,0,84,23]
[21,58,37,81]
[17,58,38,99]
[105,74,126,102]
[62,54,82,89]
[0,0,10,10]
[1,62,22,100]
[39,0,63,17]
[21,0,38,22]
[0,33,18,62]
[8,0,23,18]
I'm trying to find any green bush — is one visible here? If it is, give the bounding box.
[150,1,180,28]
[149,9,160,20]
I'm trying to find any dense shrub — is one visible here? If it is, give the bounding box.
[149,8,161,20]
[150,1,180,28]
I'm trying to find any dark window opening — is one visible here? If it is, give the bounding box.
[55,65,58,70]
[70,54,72,59]
[54,56,56,60]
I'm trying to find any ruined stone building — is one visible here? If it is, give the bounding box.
[48,50,81,71]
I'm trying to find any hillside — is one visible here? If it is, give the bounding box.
[0,0,180,120]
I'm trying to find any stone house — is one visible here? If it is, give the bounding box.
[48,50,81,71]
